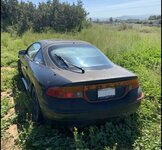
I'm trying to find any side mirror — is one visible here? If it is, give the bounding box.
[19,50,26,55]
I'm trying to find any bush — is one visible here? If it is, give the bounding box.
[1,0,88,34]
[118,23,133,31]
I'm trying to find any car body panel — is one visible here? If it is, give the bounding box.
[50,64,136,84]
[40,88,143,127]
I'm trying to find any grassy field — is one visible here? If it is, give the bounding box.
[1,24,161,150]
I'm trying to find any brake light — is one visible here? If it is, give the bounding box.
[46,87,83,98]
[128,79,139,90]
[46,79,139,100]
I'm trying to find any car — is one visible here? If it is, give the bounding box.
[18,39,144,127]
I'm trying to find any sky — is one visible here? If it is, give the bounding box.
[20,0,161,18]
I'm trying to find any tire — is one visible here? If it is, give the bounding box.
[18,59,23,77]
[17,60,26,91]
[31,88,44,123]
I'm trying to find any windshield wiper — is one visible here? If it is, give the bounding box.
[54,54,85,74]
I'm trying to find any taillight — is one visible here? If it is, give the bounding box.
[46,87,83,98]
[46,79,139,100]
[128,79,139,90]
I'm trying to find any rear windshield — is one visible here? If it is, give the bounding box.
[48,43,113,69]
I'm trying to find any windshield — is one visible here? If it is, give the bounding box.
[48,43,113,69]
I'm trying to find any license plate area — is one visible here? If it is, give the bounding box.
[98,88,115,99]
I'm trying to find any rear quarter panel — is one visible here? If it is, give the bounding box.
[28,62,71,102]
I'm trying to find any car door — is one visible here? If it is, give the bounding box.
[23,43,41,87]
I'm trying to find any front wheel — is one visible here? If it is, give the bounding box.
[18,59,23,77]
[31,88,44,123]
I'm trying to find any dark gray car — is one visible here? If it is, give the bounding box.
[18,39,144,127]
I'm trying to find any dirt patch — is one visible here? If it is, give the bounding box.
[1,66,20,149]
[1,66,16,71]
[1,89,20,149]
[1,89,13,96]
[6,124,19,139]
[2,124,20,150]
[1,124,20,150]
[3,108,15,120]
[1,89,14,102]
[1,136,20,150]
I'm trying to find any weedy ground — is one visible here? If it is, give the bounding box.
[1,24,161,150]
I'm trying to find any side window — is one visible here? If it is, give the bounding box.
[34,50,44,65]
[27,43,41,59]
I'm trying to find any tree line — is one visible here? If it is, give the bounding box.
[1,0,88,34]
[148,15,161,20]
[93,15,161,27]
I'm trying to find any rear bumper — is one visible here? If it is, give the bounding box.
[40,88,144,127]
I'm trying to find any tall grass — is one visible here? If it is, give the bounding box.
[1,24,161,149]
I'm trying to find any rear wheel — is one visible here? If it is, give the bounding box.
[31,88,44,123]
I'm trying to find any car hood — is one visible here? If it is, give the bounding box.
[52,64,137,84]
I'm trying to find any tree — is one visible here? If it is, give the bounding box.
[149,15,161,20]
[1,0,88,33]
[109,17,113,23]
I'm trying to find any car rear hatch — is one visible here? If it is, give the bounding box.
[48,65,139,102]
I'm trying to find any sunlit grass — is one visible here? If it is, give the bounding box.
[1,24,161,149]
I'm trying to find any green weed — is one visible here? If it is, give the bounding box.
[1,24,161,149]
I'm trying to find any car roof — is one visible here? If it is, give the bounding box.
[38,39,90,49]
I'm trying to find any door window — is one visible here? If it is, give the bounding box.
[27,43,41,59]
[34,50,44,65]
